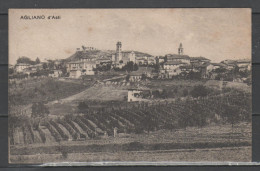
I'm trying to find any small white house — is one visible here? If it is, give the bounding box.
[15,63,30,72]
[69,70,81,78]
[128,89,142,102]
[49,70,63,78]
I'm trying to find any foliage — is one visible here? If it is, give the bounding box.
[31,102,50,118]
[9,78,89,105]
[35,57,41,64]
[78,101,89,112]
[17,57,35,65]
[125,74,130,82]
[190,85,208,98]
[183,89,189,97]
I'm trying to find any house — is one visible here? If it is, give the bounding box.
[165,54,191,64]
[69,70,81,78]
[135,57,147,65]
[208,63,226,71]
[96,58,112,65]
[236,59,251,71]
[163,61,186,71]
[190,57,211,66]
[129,72,143,82]
[128,86,150,102]
[147,56,155,65]
[128,67,153,82]
[226,64,236,70]
[15,63,30,72]
[49,70,63,78]
[81,56,96,62]
[66,59,96,77]
[163,61,186,78]
[82,61,96,75]
[155,56,166,64]
[221,59,236,65]
[179,65,193,72]
[66,61,82,72]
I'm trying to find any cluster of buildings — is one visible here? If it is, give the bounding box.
[11,41,251,81]
[111,41,155,67]
[11,58,64,78]
[158,43,251,80]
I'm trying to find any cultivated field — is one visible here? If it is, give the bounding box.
[9,77,252,163]
[9,122,251,163]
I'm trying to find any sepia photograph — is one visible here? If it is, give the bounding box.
[8,9,252,164]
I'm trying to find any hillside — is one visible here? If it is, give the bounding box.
[65,50,114,62]
[65,50,154,62]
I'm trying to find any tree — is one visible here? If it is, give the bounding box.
[133,63,139,71]
[48,61,55,70]
[31,102,49,118]
[141,112,158,134]
[42,63,48,70]
[82,45,86,51]
[223,105,240,129]
[9,68,14,75]
[183,89,189,97]
[233,65,239,76]
[161,89,168,98]
[190,85,208,98]
[17,56,35,65]
[31,102,50,129]
[35,57,41,64]
[153,64,160,73]
[78,101,89,112]
[141,73,147,80]
[125,74,130,82]
[124,61,134,71]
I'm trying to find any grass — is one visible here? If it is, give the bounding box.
[9,78,92,106]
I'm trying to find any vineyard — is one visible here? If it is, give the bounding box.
[9,89,251,146]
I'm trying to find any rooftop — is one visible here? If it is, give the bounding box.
[16,63,30,66]
[164,61,185,65]
[129,67,153,76]
[190,56,210,61]
[166,54,190,60]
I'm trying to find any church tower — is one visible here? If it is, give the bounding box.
[178,43,184,55]
[116,41,122,62]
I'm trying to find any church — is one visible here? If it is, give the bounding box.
[112,42,136,68]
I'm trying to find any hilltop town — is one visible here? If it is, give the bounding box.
[9,42,251,163]
[10,42,251,83]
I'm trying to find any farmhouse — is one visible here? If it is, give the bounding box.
[128,86,150,102]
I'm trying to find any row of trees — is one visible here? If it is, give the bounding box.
[114,61,139,72]
[17,56,41,65]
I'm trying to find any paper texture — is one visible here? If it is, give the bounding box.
[8,9,251,164]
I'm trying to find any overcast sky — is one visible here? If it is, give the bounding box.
[9,8,251,64]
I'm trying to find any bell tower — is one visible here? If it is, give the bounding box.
[178,43,183,55]
[116,41,122,62]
